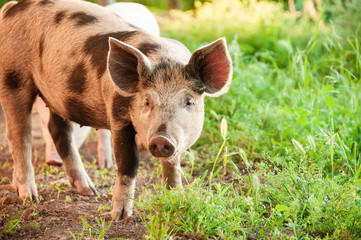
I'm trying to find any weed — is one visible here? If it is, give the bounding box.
[69,216,114,240]
[3,210,23,236]
[1,0,360,239]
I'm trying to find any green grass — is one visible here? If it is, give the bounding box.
[1,0,360,238]
[2,210,23,236]
[136,0,361,239]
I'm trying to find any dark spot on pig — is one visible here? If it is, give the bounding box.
[152,61,185,84]
[70,12,98,26]
[65,98,92,127]
[54,11,66,24]
[4,71,21,90]
[39,39,44,59]
[157,124,167,133]
[68,63,87,94]
[152,61,171,73]
[3,0,32,18]
[153,60,184,75]
[39,36,45,72]
[113,125,139,178]
[142,61,171,87]
[84,31,139,78]
[189,79,206,95]
[138,43,161,56]
[111,94,131,120]
[39,0,53,5]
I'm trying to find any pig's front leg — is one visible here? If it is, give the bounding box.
[160,156,183,189]
[110,124,138,220]
[48,112,97,195]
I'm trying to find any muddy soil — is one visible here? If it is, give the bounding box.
[0,110,159,239]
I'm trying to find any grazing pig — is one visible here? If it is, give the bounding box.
[35,1,160,168]
[0,0,232,219]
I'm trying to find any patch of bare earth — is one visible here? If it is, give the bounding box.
[0,110,157,239]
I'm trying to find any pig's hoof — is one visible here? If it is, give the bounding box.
[46,156,63,166]
[68,175,98,196]
[97,147,113,169]
[14,181,39,203]
[97,156,113,169]
[111,202,133,221]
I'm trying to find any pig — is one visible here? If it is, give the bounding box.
[34,1,160,168]
[0,0,232,220]
[105,2,160,36]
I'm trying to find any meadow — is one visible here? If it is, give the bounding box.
[137,0,361,239]
[1,0,361,239]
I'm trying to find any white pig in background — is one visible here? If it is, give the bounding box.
[105,2,160,36]
[0,0,232,220]
[34,1,160,168]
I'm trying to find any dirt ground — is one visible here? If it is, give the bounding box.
[0,109,160,239]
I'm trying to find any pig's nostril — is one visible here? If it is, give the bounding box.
[150,144,157,152]
[149,136,175,158]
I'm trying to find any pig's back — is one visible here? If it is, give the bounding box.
[0,0,133,72]
[0,0,139,128]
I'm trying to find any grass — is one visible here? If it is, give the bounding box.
[3,210,23,235]
[69,216,114,240]
[136,0,361,239]
[1,0,360,238]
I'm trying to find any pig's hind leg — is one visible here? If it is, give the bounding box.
[48,112,97,196]
[96,129,113,169]
[35,97,91,166]
[0,71,39,202]
[35,97,109,168]
[34,96,63,166]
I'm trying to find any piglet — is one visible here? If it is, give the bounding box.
[0,0,232,220]
[34,1,160,168]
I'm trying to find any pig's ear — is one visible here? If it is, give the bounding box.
[187,38,232,96]
[107,37,152,97]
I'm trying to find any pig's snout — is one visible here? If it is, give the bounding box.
[149,136,175,158]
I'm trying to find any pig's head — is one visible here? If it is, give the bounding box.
[107,37,232,160]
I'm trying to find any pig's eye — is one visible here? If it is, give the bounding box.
[144,98,150,107]
[184,97,194,107]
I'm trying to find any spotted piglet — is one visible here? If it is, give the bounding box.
[33,1,160,168]
[0,0,232,220]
